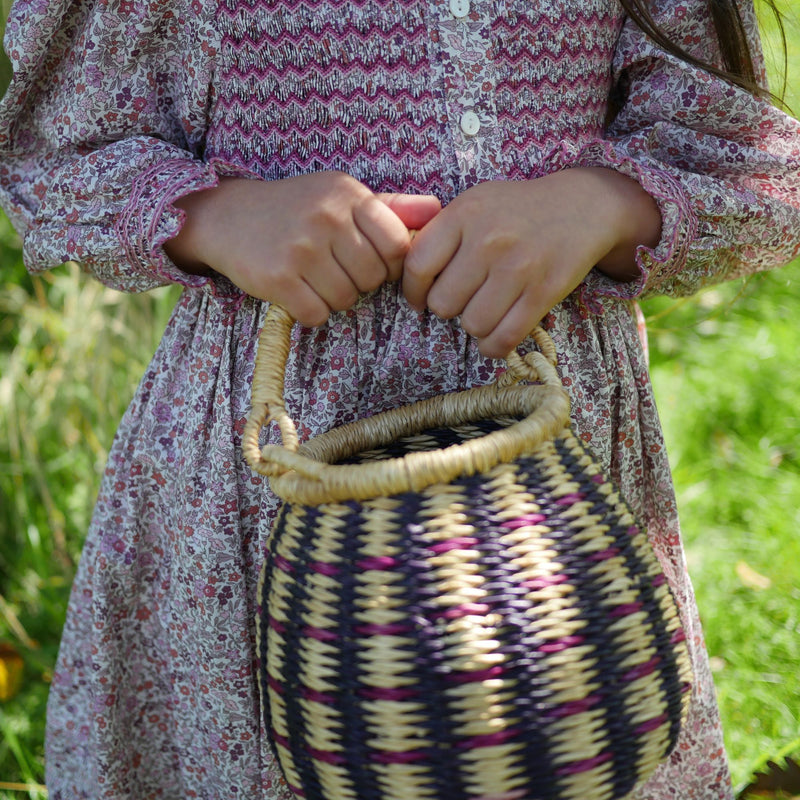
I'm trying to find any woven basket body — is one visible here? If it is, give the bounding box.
[244,306,693,800]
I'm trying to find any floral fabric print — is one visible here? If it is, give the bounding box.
[1,0,800,798]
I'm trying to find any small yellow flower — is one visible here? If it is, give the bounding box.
[0,642,24,702]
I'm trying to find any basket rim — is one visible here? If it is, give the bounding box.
[265,381,571,505]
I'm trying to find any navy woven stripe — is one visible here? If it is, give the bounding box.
[260,506,290,765]
[318,501,378,797]
[536,436,675,796]
[396,489,470,799]
[525,469,642,796]
[554,436,687,759]
[458,469,559,796]
[277,504,331,799]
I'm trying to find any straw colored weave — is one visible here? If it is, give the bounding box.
[244,305,693,800]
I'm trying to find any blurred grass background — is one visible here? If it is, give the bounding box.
[0,2,799,798]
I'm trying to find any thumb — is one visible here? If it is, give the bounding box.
[377,193,442,231]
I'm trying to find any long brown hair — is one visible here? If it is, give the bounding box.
[618,0,787,101]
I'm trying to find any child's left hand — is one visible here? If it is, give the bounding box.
[402,168,661,358]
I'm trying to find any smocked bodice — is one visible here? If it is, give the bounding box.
[207,0,624,196]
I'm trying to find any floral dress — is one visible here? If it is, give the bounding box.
[1,0,799,797]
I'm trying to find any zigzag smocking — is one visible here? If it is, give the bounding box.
[208,0,449,193]
[206,0,628,191]
[489,5,621,162]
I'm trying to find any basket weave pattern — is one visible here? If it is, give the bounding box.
[245,305,693,800]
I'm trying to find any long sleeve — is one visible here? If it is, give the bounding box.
[572,0,800,300]
[0,0,222,293]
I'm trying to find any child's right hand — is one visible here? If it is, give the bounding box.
[165,171,441,327]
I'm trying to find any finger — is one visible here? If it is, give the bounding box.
[275,282,332,329]
[402,217,462,311]
[475,289,548,359]
[353,196,414,281]
[425,249,488,320]
[458,267,526,339]
[377,193,442,231]
[330,224,389,294]
[301,254,361,315]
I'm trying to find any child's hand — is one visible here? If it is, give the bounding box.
[165,171,441,327]
[402,168,661,358]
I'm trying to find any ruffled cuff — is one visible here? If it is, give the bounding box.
[540,138,700,304]
[116,154,266,298]
[115,154,221,290]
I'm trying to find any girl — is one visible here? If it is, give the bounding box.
[1,0,799,797]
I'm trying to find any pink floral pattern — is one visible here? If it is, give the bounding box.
[1,0,800,798]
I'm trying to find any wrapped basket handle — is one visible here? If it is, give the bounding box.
[243,303,572,504]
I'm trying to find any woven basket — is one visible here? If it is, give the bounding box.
[243,304,693,800]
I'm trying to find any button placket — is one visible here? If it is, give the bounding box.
[459,110,481,136]
[448,0,470,19]
[434,0,501,182]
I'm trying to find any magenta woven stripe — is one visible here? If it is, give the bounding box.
[537,635,585,654]
[302,625,338,641]
[589,547,622,562]
[306,744,348,766]
[274,554,294,573]
[608,601,644,618]
[455,729,522,751]
[371,750,429,765]
[355,555,399,570]
[555,492,586,506]
[522,574,569,590]
[427,537,481,554]
[309,560,340,576]
[429,602,491,620]
[268,615,286,634]
[301,687,338,705]
[635,713,671,735]
[357,686,420,701]
[623,656,661,683]
[543,695,602,720]
[556,752,614,777]
[444,665,505,684]
[500,514,547,528]
[671,628,687,644]
[353,622,414,635]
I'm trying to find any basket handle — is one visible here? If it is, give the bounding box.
[242,302,564,481]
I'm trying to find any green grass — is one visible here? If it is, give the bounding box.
[643,271,800,792]
[1,6,799,800]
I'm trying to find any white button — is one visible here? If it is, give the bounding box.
[460,110,480,137]
[449,0,470,18]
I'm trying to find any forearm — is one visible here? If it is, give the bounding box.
[569,167,662,283]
